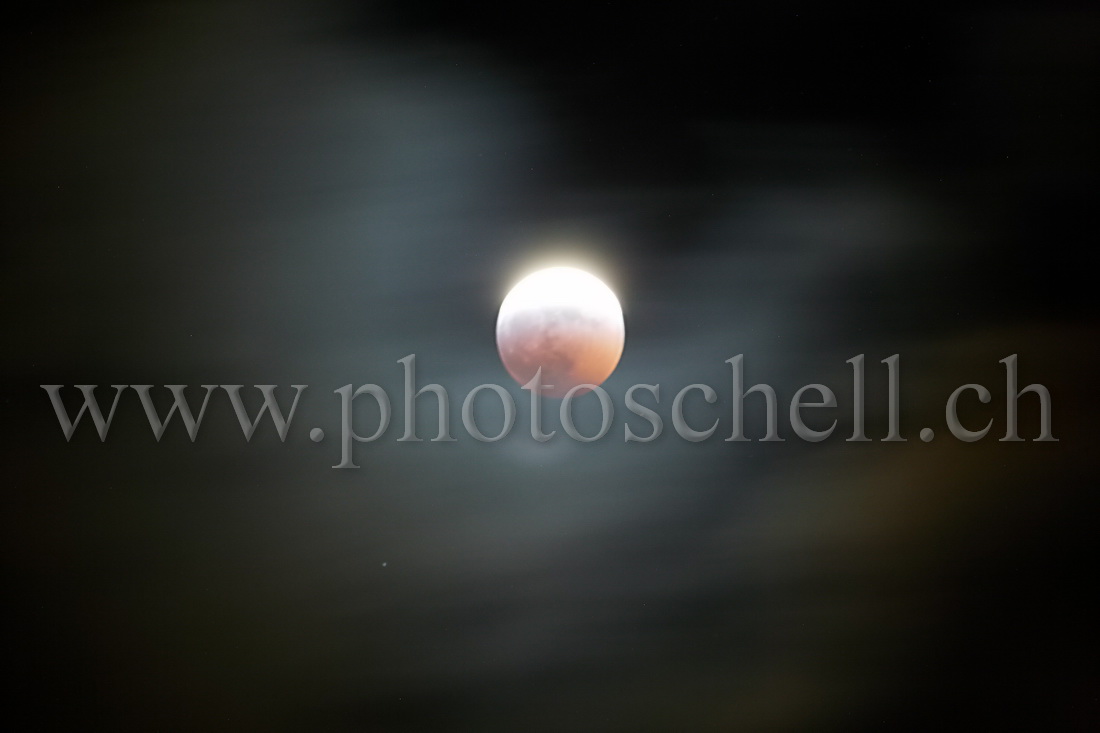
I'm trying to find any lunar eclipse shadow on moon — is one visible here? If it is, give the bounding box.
[495,266,625,399]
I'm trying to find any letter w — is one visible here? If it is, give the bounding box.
[222,385,307,441]
[133,385,217,441]
[41,384,127,441]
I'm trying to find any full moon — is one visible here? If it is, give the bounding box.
[496,266,625,398]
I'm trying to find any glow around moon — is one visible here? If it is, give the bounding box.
[496,266,625,398]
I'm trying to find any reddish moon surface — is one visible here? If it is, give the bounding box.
[495,267,625,398]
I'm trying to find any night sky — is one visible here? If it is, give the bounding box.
[4,2,1098,730]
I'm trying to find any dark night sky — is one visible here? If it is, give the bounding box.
[3,2,1098,730]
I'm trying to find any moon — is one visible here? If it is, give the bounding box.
[496,266,625,398]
